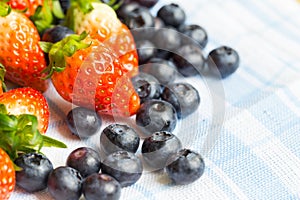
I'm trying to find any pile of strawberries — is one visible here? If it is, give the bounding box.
[0,0,141,199]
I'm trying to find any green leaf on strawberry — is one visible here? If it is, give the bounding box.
[40,31,91,78]
[30,0,65,34]
[0,103,67,161]
[0,2,11,17]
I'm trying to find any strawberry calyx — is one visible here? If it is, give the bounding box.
[0,104,67,161]
[30,0,65,34]
[102,0,123,10]
[0,1,12,17]
[39,31,91,78]
[0,63,7,92]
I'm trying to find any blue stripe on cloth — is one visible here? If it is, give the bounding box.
[237,0,300,43]
[246,93,300,134]
[207,132,292,199]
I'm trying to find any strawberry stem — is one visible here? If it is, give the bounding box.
[40,31,91,79]
[0,104,67,161]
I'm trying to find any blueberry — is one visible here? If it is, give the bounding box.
[100,123,140,155]
[66,147,101,178]
[66,107,102,139]
[166,149,205,185]
[135,99,177,138]
[157,3,186,27]
[152,27,181,51]
[161,82,200,118]
[136,40,157,64]
[101,151,143,187]
[14,153,53,192]
[142,131,182,170]
[172,44,205,77]
[47,166,83,200]
[207,46,240,79]
[116,2,140,21]
[58,0,71,14]
[42,25,74,43]
[131,72,161,103]
[124,6,155,29]
[134,0,159,8]
[179,24,208,49]
[139,58,177,85]
[83,173,121,200]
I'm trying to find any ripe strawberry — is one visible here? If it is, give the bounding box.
[0,87,49,134]
[0,8,49,92]
[66,0,138,76]
[0,90,67,160]
[8,0,43,17]
[0,148,15,200]
[41,32,140,116]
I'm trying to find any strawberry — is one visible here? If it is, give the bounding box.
[0,5,49,92]
[0,148,15,200]
[0,97,67,161]
[65,0,138,76]
[8,0,43,17]
[41,32,140,116]
[0,87,49,134]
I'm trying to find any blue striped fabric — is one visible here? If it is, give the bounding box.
[11,0,300,199]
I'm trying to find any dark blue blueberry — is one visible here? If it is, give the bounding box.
[152,27,181,51]
[42,25,74,43]
[135,99,177,138]
[66,107,102,139]
[59,0,71,14]
[136,40,157,64]
[161,82,200,118]
[14,153,53,192]
[142,131,182,170]
[179,24,208,49]
[101,151,143,187]
[172,44,205,77]
[116,2,140,21]
[124,6,155,29]
[83,173,121,200]
[157,3,186,27]
[139,58,177,85]
[47,166,83,200]
[166,149,205,185]
[100,123,140,155]
[134,0,159,8]
[207,46,240,79]
[131,72,161,103]
[66,147,101,178]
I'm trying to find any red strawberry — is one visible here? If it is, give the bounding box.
[0,148,15,200]
[8,0,43,17]
[0,87,49,134]
[66,1,139,76]
[0,88,67,160]
[0,7,49,92]
[41,32,140,116]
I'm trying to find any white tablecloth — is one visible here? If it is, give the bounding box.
[11,0,300,199]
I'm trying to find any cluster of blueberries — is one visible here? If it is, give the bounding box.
[13,122,205,200]
[16,1,240,199]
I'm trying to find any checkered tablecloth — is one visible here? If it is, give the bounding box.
[11,0,300,199]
